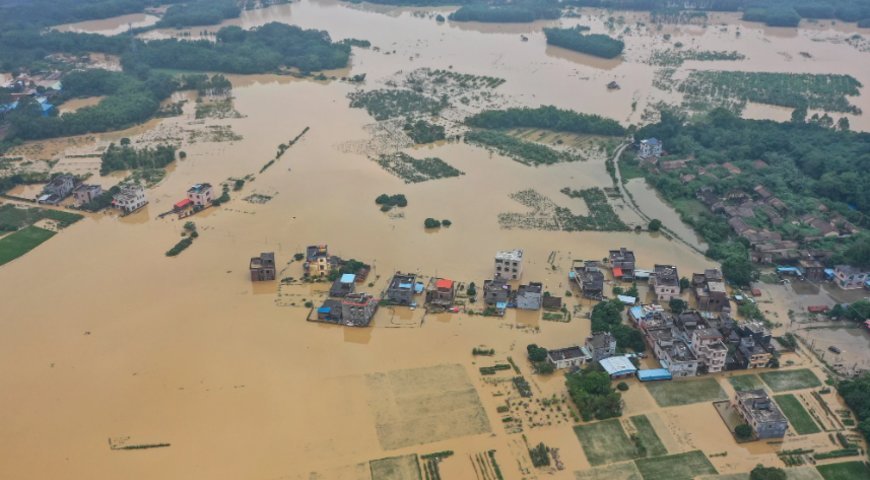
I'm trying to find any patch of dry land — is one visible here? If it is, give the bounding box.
[2,1,870,479]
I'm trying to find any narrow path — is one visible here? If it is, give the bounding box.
[610,143,708,257]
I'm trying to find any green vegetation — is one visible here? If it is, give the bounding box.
[566,368,622,421]
[649,49,745,67]
[157,0,241,28]
[466,106,625,136]
[349,89,444,120]
[837,372,870,443]
[0,204,82,230]
[629,415,668,457]
[729,374,765,392]
[376,152,463,183]
[774,394,821,434]
[131,23,350,74]
[735,424,753,440]
[449,3,561,23]
[634,450,717,480]
[574,462,643,480]
[544,27,625,59]
[166,222,198,257]
[466,130,573,166]
[813,449,860,460]
[528,442,551,467]
[677,71,862,114]
[0,226,56,266]
[828,300,870,322]
[527,344,554,373]
[424,218,442,229]
[759,369,821,392]
[403,120,445,144]
[648,219,662,232]
[645,378,727,407]
[472,347,495,356]
[100,143,176,175]
[560,188,631,232]
[590,298,645,352]
[816,461,870,480]
[375,193,408,211]
[369,454,422,480]
[574,419,639,466]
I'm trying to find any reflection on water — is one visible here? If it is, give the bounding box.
[625,178,708,252]
[544,44,624,70]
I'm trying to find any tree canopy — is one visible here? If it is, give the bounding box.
[466,105,625,136]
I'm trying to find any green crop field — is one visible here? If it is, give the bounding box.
[0,226,56,266]
[816,461,870,480]
[760,370,821,392]
[634,450,717,480]
[774,394,821,435]
[645,378,727,407]
[728,374,765,392]
[629,415,667,457]
[574,419,640,466]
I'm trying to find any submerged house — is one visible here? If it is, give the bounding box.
[112,184,147,214]
[609,248,636,281]
[516,282,543,310]
[573,260,604,299]
[547,346,591,370]
[494,249,524,280]
[73,184,102,207]
[304,244,339,277]
[385,272,417,305]
[341,293,378,327]
[39,174,77,204]
[329,273,356,297]
[585,332,617,362]
[650,264,680,302]
[692,269,728,312]
[187,183,213,207]
[425,277,456,309]
[249,252,276,281]
[483,278,511,305]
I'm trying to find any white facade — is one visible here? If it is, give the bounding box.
[113,185,147,213]
[187,183,214,207]
[494,249,524,280]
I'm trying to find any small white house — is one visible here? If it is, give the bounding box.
[547,346,591,370]
[639,138,663,158]
[494,248,524,280]
[112,184,147,214]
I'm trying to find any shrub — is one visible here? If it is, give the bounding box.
[735,424,753,440]
[617,382,629,391]
[648,219,662,231]
[424,218,441,228]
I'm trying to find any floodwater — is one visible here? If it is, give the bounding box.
[1,2,869,478]
[54,13,160,35]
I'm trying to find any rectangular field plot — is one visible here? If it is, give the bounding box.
[760,369,821,392]
[645,378,727,407]
[573,419,639,466]
[365,364,490,450]
[816,461,870,480]
[728,374,765,392]
[369,454,421,480]
[634,450,717,480]
[574,461,642,480]
[629,415,667,457]
[774,394,821,435]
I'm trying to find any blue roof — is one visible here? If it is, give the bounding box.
[496,302,507,309]
[777,266,800,273]
[398,282,413,289]
[414,282,425,293]
[568,271,576,279]
[638,369,672,381]
[617,295,637,305]
[630,306,644,319]
[317,307,331,313]
[0,101,19,113]
[340,273,356,283]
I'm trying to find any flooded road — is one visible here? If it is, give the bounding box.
[3,2,869,479]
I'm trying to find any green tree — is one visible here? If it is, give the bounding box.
[669,298,687,314]
[679,277,690,291]
[735,424,753,440]
[722,255,754,286]
[648,219,662,231]
[527,344,548,362]
[749,465,786,480]
[467,281,477,297]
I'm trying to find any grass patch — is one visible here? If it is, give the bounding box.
[349,89,443,120]
[629,415,668,457]
[0,225,56,266]
[574,461,642,480]
[760,369,821,392]
[645,378,727,407]
[376,152,463,183]
[573,419,639,466]
[0,203,82,229]
[774,394,821,435]
[816,461,870,480]
[370,454,421,480]
[728,374,765,392]
[559,187,630,231]
[634,450,717,480]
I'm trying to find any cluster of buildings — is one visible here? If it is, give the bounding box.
[35,174,148,215]
[305,245,377,327]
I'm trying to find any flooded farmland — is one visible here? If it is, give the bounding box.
[3,1,870,479]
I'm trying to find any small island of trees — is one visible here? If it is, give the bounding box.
[543,27,625,59]
[466,105,625,136]
[449,3,561,23]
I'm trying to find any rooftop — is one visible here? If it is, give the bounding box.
[435,278,454,290]
[587,332,615,349]
[518,282,542,295]
[653,264,679,286]
[548,346,589,362]
[187,183,212,194]
[736,389,787,424]
[495,249,523,261]
[599,355,637,376]
[340,273,356,284]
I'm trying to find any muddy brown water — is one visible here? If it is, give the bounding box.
[4,2,870,478]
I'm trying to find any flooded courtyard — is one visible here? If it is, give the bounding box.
[2,2,870,479]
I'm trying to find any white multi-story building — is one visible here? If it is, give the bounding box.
[187,183,213,207]
[112,184,147,214]
[494,249,524,280]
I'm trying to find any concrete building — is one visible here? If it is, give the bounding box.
[648,327,699,377]
[573,260,604,299]
[330,273,356,297]
[542,296,562,311]
[187,182,213,207]
[425,278,456,309]
[385,272,417,305]
[692,269,728,312]
[736,337,773,369]
[42,174,76,201]
[73,184,102,207]
[599,355,638,379]
[483,278,512,305]
[675,311,728,373]
[734,389,788,439]
[834,265,869,290]
[316,299,343,322]
[547,346,591,370]
[341,293,378,327]
[304,245,338,277]
[249,252,276,281]
[585,332,617,362]
[639,138,663,159]
[494,249,524,280]
[112,184,147,214]
[609,248,636,281]
[516,282,543,310]
[799,258,825,282]
[650,264,680,302]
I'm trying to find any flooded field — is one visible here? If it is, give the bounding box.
[2,2,869,479]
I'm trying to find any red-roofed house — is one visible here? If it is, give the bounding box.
[174,198,192,211]
[426,277,456,309]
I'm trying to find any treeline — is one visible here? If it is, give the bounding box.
[156,0,241,28]
[466,105,625,136]
[543,27,624,59]
[563,0,870,26]
[4,70,176,141]
[0,29,128,72]
[125,23,351,74]
[838,373,870,443]
[178,74,233,96]
[100,142,177,175]
[566,368,622,421]
[449,3,561,23]
[0,0,183,28]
